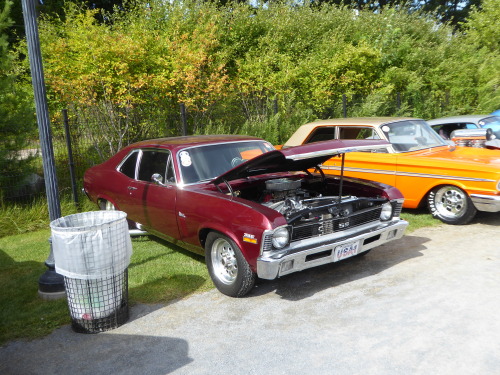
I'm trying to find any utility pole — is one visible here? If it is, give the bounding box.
[21,0,65,299]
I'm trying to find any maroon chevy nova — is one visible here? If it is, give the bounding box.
[84,135,408,297]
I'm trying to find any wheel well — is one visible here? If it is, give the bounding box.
[97,197,118,210]
[199,228,213,248]
[97,198,106,209]
[418,183,466,209]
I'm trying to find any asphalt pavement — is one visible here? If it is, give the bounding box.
[1,213,499,375]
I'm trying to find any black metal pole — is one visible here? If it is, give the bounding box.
[338,153,345,203]
[62,109,80,210]
[21,0,65,299]
[342,94,347,118]
[180,103,187,136]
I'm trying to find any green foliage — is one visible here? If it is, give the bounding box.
[0,196,95,238]
[462,0,500,112]
[0,230,69,344]
[8,0,497,156]
[0,0,37,196]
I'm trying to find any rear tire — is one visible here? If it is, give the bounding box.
[98,199,144,233]
[98,199,116,211]
[427,185,477,225]
[205,232,255,297]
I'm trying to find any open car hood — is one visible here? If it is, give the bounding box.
[211,139,390,185]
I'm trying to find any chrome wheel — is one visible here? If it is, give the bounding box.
[205,232,256,297]
[211,238,238,285]
[434,186,466,219]
[428,185,477,225]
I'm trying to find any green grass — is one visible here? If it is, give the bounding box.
[0,204,439,346]
[0,230,213,346]
[400,208,442,233]
[0,195,96,239]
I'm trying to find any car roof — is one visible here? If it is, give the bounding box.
[128,135,263,152]
[302,117,419,127]
[295,117,421,133]
[284,117,421,147]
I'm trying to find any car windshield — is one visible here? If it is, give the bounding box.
[381,120,447,152]
[178,140,275,184]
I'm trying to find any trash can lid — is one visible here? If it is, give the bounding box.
[50,211,127,232]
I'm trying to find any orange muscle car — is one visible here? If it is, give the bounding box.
[283,117,500,224]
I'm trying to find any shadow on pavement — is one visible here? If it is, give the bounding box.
[0,330,192,375]
[471,211,500,227]
[248,233,430,301]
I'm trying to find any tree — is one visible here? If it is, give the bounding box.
[0,0,124,42]
[312,0,482,27]
[462,0,500,112]
[0,0,37,197]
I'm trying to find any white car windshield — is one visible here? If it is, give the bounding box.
[178,140,275,184]
[381,120,447,152]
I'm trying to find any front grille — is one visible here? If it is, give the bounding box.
[392,201,403,217]
[261,233,273,252]
[291,205,382,242]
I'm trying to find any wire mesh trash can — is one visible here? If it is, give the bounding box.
[50,211,133,333]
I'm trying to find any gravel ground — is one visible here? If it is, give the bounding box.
[1,213,499,375]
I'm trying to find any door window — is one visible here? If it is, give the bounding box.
[138,150,171,183]
[338,127,380,140]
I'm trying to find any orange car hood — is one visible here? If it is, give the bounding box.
[397,146,500,171]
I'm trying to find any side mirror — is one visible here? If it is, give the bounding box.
[151,173,165,186]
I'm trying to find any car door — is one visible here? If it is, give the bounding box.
[141,153,180,240]
[113,150,143,217]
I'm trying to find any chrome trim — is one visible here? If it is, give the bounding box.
[470,194,500,212]
[320,165,495,183]
[256,219,408,280]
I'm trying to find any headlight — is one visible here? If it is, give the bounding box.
[380,202,393,221]
[497,179,500,191]
[271,227,290,249]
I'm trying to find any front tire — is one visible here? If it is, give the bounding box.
[205,232,255,297]
[427,185,477,225]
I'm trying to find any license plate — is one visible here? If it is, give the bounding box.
[334,241,359,261]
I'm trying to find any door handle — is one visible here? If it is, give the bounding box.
[127,186,137,190]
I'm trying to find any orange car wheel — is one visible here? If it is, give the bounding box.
[427,185,477,225]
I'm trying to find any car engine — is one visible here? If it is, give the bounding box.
[257,178,385,241]
[260,178,357,222]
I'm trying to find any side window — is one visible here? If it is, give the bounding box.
[305,127,336,143]
[118,151,139,179]
[166,155,176,184]
[138,150,170,183]
[339,127,380,140]
[465,123,478,129]
[437,123,467,139]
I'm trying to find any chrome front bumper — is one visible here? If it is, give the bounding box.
[256,219,408,280]
[471,194,500,212]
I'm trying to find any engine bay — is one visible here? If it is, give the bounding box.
[241,177,385,226]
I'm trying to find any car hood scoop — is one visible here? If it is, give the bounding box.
[211,139,390,185]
